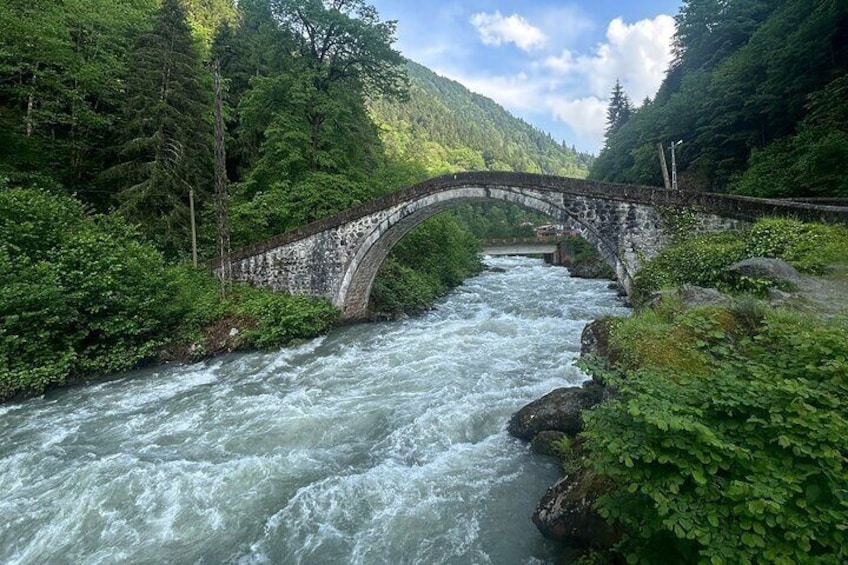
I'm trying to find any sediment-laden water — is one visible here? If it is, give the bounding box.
[0,256,627,564]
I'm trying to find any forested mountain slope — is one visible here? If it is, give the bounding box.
[591,0,848,197]
[370,61,593,178]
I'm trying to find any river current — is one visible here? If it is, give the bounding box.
[1,256,628,565]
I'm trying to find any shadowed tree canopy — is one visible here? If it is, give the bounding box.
[591,0,848,196]
[107,0,212,258]
[270,0,407,98]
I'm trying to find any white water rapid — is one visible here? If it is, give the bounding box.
[1,256,628,564]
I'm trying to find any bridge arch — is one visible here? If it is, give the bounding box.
[219,171,847,320]
[336,186,623,318]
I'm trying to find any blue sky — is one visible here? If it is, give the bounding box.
[369,0,684,154]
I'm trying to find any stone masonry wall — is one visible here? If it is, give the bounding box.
[220,172,846,319]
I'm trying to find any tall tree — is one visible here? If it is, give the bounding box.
[604,79,632,148]
[109,0,212,258]
[268,0,406,169]
[0,0,156,196]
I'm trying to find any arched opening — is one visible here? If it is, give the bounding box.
[335,186,625,319]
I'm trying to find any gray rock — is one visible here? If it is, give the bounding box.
[507,381,605,441]
[767,287,794,303]
[567,259,614,280]
[648,285,731,309]
[726,257,800,283]
[580,319,612,360]
[678,284,733,307]
[532,471,620,548]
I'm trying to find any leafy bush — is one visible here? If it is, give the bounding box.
[581,308,848,564]
[632,233,748,303]
[236,286,338,349]
[0,187,179,400]
[0,186,340,401]
[166,265,339,354]
[633,218,848,304]
[746,218,848,275]
[371,214,483,315]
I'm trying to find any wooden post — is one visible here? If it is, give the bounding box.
[657,143,671,190]
[189,187,198,267]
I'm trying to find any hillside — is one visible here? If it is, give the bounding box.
[591,0,848,197]
[370,61,593,178]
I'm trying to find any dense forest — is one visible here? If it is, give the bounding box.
[591,0,848,197]
[0,0,586,400]
[370,60,593,177]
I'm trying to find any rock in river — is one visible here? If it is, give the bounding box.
[507,381,605,442]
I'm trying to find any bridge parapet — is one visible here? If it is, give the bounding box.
[218,172,848,319]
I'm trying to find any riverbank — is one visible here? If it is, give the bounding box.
[509,218,848,564]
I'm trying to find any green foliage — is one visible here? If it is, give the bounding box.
[633,233,749,302]
[593,0,848,195]
[0,186,179,400]
[107,0,213,259]
[737,74,848,198]
[633,218,848,303]
[0,0,157,197]
[370,60,593,178]
[235,286,338,350]
[370,215,483,315]
[746,219,848,274]
[159,263,340,355]
[581,307,848,564]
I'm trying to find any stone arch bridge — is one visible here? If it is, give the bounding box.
[218,172,848,320]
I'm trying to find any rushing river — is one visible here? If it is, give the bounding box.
[1,256,627,565]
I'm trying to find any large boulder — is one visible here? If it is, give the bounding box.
[531,430,568,457]
[649,284,732,310]
[580,319,612,360]
[508,381,605,441]
[532,470,620,548]
[726,257,800,283]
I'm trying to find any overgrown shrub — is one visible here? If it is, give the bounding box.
[632,218,848,304]
[746,218,848,274]
[0,187,179,400]
[1,186,340,402]
[632,233,748,303]
[581,308,848,564]
[371,214,483,315]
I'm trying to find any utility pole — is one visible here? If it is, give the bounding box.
[657,142,671,190]
[670,140,683,190]
[213,58,231,293]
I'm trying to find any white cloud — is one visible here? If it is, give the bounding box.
[547,96,608,151]
[540,15,675,151]
[545,15,676,100]
[416,14,677,153]
[470,11,548,52]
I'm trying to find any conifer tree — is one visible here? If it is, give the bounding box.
[604,79,632,148]
[110,0,212,258]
